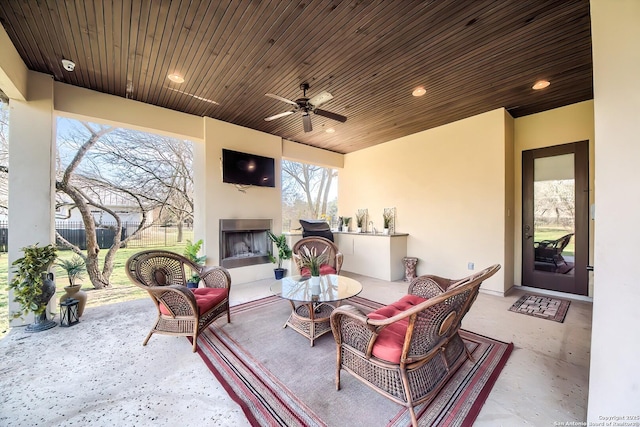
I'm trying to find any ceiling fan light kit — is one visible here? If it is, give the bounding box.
[264,82,347,132]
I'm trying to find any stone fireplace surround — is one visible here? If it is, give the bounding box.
[219,219,272,269]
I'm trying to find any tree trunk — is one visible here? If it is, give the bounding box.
[177,221,184,242]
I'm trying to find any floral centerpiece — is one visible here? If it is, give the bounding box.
[298,245,329,277]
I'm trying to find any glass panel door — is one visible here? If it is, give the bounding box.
[522,141,588,295]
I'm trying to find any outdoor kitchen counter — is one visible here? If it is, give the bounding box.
[285,232,408,282]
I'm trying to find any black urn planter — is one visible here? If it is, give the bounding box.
[26,273,57,332]
[274,268,287,280]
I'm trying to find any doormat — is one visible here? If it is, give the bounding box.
[508,294,571,323]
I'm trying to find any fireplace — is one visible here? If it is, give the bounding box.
[219,219,272,269]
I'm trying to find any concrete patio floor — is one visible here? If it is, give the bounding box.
[0,273,592,426]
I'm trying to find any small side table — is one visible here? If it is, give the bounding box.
[403,257,418,282]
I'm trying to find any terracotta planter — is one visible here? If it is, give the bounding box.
[60,284,88,317]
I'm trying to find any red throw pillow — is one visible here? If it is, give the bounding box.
[159,288,228,315]
[366,295,428,363]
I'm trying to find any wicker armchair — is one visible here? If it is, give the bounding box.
[534,233,573,267]
[292,236,343,276]
[330,264,500,426]
[125,250,231,352]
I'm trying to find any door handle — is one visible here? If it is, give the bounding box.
[524,225,533,240]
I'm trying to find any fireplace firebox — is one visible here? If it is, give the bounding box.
[219,219,271,269]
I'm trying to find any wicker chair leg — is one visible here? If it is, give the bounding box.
[464,342,475,363]
[408,406,418,427]
[335,346,342,390]
[142,329,154,346]
[226,309,231,323]
[192,336,198,352]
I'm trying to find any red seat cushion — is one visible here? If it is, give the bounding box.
[159,288,228,315]
[366,295,428,363]
[300,264,336,277]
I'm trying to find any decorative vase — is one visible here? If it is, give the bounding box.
[383,228,390,235]
[356,227,362,233]
[26,273,57,332]
[60,284,88,317]
[341,225,349,232]
[310,275,321,295]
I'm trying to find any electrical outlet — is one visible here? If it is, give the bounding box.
[467,262,474,270]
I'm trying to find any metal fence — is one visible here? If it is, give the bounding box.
[0,221,194,252]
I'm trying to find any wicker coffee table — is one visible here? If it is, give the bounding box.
[270,274,362,346]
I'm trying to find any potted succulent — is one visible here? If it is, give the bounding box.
[57,255,88,317]
[9,243,58,332]
[341,217,351,232]
[383,211,393,235]
[355,212,365,233]
[183,239,206,288]
[267,231,292,279]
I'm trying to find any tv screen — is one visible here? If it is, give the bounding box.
[222,149,275,187]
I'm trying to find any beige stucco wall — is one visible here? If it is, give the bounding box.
[282,139,343,169]
[339,108,510,294]
[194,118,283,284]
[513,100,595,293]
[7,72,56,325]
[0,24,28,100]
[588,0,640,417]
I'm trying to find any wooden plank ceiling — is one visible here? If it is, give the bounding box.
[0,0,592,154]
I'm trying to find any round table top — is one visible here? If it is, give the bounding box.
[270,274,363,303]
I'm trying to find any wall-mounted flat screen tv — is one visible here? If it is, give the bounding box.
[222,149,276,187]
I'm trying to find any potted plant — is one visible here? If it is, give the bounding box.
[383,211,393,235]
[297,245,330,294]
[9,243,58,332]
[341,217,351,232]
[183,239,206,288]
[355,212,365,233]
[57,255,88,317]
[267,231,292,279]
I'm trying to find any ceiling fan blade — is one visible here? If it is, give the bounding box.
[308,91,333,107]
[264,111,295,121]
[302,114,313,132]
[314,108,347,123]
[265,93,298,106]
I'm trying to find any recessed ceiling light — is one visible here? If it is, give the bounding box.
[412,86,426,97]
[325,128,335,133]
[167,73,185,83]
[532,80,550,90]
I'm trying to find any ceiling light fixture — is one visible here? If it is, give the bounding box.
[61,59,76,72]
[167,73,185,83]
[412,86,426,97]
[532,80,550,90]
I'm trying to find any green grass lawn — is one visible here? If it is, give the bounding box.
[0,244,188,338]
[534,227,575,256]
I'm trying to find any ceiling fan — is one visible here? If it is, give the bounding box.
[264,83,347,132]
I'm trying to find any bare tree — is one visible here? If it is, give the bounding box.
[84,129,194,240]
[281,160,337,228]
[55,119,194,288]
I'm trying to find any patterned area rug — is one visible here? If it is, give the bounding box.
[509,294,571,323]
[196,295,513,427]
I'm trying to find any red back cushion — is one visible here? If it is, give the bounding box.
[366,295,427,363]
[300,264,337,277]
